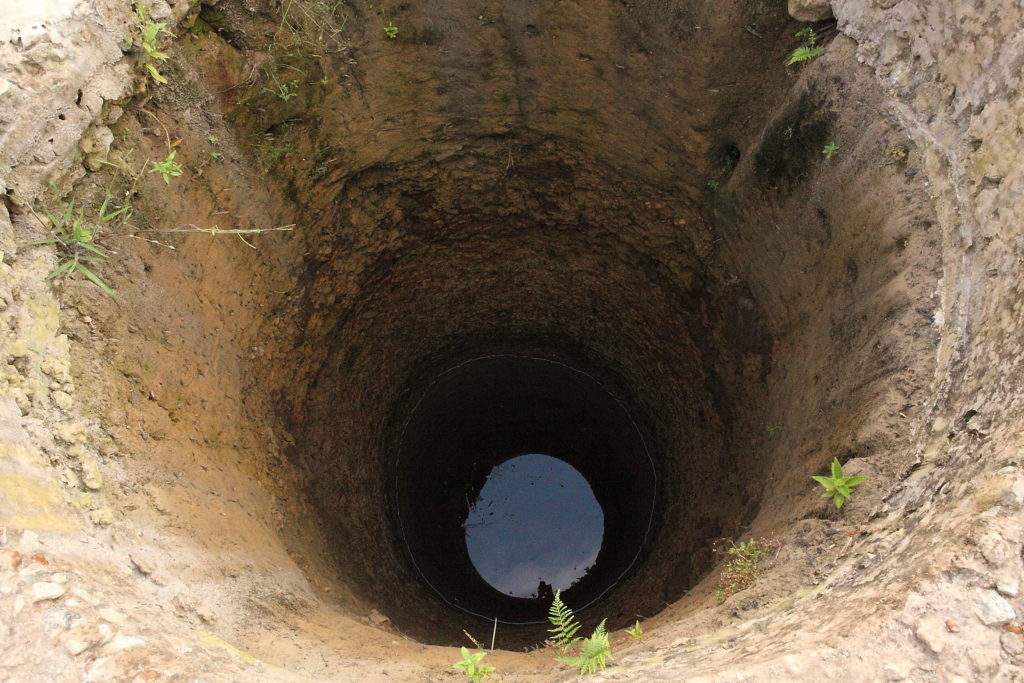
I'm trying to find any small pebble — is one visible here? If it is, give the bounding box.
[32,582,66,602]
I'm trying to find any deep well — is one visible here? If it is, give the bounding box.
[1,0,1022,680]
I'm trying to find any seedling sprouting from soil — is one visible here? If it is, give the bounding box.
[788,26,823,66]
[547,590,614,675]
[625,620,644,640]
[812,458,866,508]
[149,150,183,183]
[134,0,174,84]
[27,198,127,300]
[716,538,775,603]
[453,647,495,683]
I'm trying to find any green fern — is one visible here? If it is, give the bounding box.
[558,619,613,676]
[547,590,581,654]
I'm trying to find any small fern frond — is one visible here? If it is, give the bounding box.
[557,619,613,676]
[547,590,581,654]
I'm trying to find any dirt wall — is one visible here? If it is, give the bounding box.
[1,1,1022,681]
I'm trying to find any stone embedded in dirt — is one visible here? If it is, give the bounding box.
[195,604,216,624]
[915,617,949,654]
[1000,630,1024,656]
[79,454,103,490]
[972,588,1016,626]
[974,467,1024,511]
[788,0,834,22]
[51,390,74,412]
[0,549,23,571]
[32,581,66,602]
[89,508,114,526]
[12,595,24,618]
[366,609,390,626]
[104,634,147,652]
[43,606,80,630]
[129,554,155,575]
[97,607,127,625]
[55,422,88,445]
[61,621,113,655]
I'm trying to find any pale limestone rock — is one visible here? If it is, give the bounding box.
[31,581,65,602]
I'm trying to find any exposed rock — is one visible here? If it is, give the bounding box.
[79,454,103,490]
[89,508,114,526]
[0,549,23,571]
[51,390,73,412]
[788,0,834,22]
[55,422,88,445]
[914,617,949,654]
[195,603,216,624]
[972,588,1016,626]
[61,621,113,655]
[1000,630,1024,656]
[129,554,156,576]
[42,606,80,630]
[31,581,65,602]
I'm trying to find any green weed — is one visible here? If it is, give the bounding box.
[27,199,128,300]
[822,141,839,159]
[277,80,300,101]
[716,538,774,603]
[812,458,866,508]
[453,647,495,683]
[133,0,174,84]
[149,150,183,183]
[558,619,613,676]
[625,620,644,641]
[547,590,582,655]
[548,590,613,676]
[788,27,823,66]
[383,21,399,39]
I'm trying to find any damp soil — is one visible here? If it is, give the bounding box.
[36,0,947,678]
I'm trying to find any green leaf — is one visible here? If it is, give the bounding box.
[845,476,867,487]
[146,62,168,84]
[548,590,582,654]
[831,458,843,478]
[74,263,120,301]
[46,260,75,280]
[80,242,109,258]
[810,475,832,486]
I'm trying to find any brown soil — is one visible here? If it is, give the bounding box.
[2,0,1021,681]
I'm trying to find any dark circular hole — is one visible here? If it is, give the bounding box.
[393,355,656,627]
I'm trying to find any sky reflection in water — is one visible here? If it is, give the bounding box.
[464,453,604,598]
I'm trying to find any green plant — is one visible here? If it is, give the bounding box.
[28,199,127,300]
[822,141,839,159]
[134,0,173,84]
[453,647,495,683]
[625,620,644,641]
[383,21,399,38]
[277,80,299,101]
[558,619,613,676]
[548,591,613,676]
[149,150,183,183]
[547,590,582,655]
[812,458,866,508]
[788,26,823,66]
[716,538,771,603]
[706,178,720,192]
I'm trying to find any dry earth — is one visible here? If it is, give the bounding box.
[1,0,1023,681]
